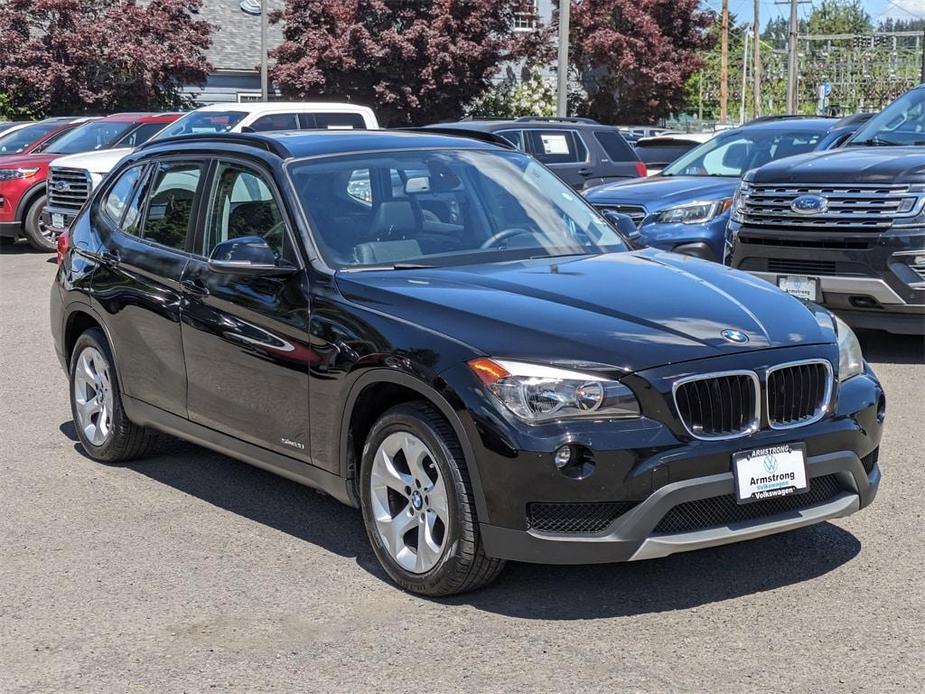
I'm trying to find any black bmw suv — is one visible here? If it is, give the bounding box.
[51,130,883,596]
[726,85,925,335]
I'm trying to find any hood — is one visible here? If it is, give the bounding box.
[335,249,835,374]
[50,147,134,174]
[749,146,925,184]
[0,152,57,168]
[585,176,738,212]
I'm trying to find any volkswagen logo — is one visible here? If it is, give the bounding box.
[53,180,71,192]
[790,194,828,215]
[763,454,779,474]
[721,329,749,344]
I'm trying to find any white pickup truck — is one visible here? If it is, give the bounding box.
[44,102,379,238]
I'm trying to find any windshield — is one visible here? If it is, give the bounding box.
[849,88,925,146]
[0,122,64,154]
[46,121,135,154]
[156,111,247,138]
[288,150,628,269]
[661,128,825,177]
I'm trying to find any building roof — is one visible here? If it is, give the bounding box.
[198,0,285,73]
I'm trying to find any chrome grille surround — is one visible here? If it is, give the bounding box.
[47,167,92,212]
[766,359,834,430]
[738,181,923,232]
[593,203,647,227]
[672,370,761,441]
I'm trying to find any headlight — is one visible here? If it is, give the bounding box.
[656,198,732,225]
[833,315,864,381]
[468,358,641,424]
[0,167,40,181]
[730,181,749,223]
[89,172,104,189]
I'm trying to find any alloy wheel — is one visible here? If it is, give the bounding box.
[369,431,450,574]
[73,346,114,446]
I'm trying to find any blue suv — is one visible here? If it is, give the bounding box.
[584,116,868,261]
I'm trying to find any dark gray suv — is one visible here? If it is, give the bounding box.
[427,117,646,189]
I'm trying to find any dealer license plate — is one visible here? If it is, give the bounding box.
[732,443,809,505]
[51,213,65,229]
[778,275,818,301]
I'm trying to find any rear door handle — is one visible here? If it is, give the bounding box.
[100,249,120,265]
[577,168,593,176]
[180,278,209,296]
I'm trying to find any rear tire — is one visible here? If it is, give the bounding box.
[23,195,55,251]
[69,328,158,462]
[359,401,505,596]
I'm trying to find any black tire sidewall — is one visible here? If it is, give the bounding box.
[24,195,54,251]
[68,328,127,461]
[359,405,468,594]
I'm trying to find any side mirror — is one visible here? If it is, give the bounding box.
[601,209,640,239]
[208,236,296,277]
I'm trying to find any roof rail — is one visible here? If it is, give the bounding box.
[398,127,517,150]
[513,116,600,125]
[136,132,291,157]
[745,114,833,124]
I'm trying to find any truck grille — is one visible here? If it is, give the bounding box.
[739,182,921,232]
[653,474,844,534]
[47,167,92,212]
[674,372,760,440]
[594,204,647,227]
[767,360,833,429]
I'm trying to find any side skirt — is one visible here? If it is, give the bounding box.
[123,395,356,507]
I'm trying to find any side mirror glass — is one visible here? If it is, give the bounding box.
[208,236,296,276]
[601,209,639,239]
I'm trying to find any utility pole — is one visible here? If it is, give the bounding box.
[260,0,268,102]
[556,0,570,117]
[720,0,729,124]
[921,27,925,84]
[753,0,761,118]
[786,0,799,113]
[740,31,750,124]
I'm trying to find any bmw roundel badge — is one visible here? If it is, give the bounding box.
[721,329,749,344]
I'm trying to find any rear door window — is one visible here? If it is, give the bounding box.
[250,113,300,132]
[495,129,525,150]
[139,161,204,251]
[299,113,367,130]
[525,130,587,164]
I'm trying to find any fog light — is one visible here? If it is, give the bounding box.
[554,445,572,469]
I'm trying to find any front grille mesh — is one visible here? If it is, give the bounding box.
[739,183,919,232]
[528,501,637,534]
[653,474,845,534]
[47,167,91,212]
[767,362,831,428]
[675,374,758,439]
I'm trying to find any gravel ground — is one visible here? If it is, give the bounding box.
[1,245,923,693]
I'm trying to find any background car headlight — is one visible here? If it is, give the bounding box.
[834,315,864,381]
[656,198,732,225]
[730,181,748,223]
[0,168,40,181]
[468,358,641,423]
[89,172,104,190]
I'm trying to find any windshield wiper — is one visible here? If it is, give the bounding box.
[857,136,903,146]
[389,262,433,270]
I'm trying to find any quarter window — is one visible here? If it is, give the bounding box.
[301,113,367,130]
[102,166,143,227]
[204,163,288,259]
[140,162,203,250]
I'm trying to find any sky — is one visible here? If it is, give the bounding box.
[703,0,925,27]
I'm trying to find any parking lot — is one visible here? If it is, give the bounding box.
[1,246,923,692]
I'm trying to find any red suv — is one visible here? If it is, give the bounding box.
[0,112,179,250]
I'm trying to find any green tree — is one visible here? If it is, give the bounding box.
[806,0,872,35]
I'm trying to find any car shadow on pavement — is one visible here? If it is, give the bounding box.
[856,329,924,365]
[62,422,862,618]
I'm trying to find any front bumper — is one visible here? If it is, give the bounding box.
[41,208,77,237]
[0,220,20,239]
[481,449,878,564]
[727,223,925,334]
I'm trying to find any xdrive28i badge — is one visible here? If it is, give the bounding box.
[721,329,749,344]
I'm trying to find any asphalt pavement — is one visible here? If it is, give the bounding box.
[1,245,923,693]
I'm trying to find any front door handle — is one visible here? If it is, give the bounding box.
[577,168,594,176]
[180,278,210,296]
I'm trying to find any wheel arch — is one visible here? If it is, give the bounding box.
[339,369,489,520]
[15,181,46,223]
[62,304,123,390]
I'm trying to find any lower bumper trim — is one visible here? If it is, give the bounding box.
[750,271,908,305]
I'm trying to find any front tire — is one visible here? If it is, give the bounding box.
[69,328,157,462]
[360,402,504,596]
[23,195,55,251]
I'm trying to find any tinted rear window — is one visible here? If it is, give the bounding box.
[300,112,367,129]
[593,130,637,161]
